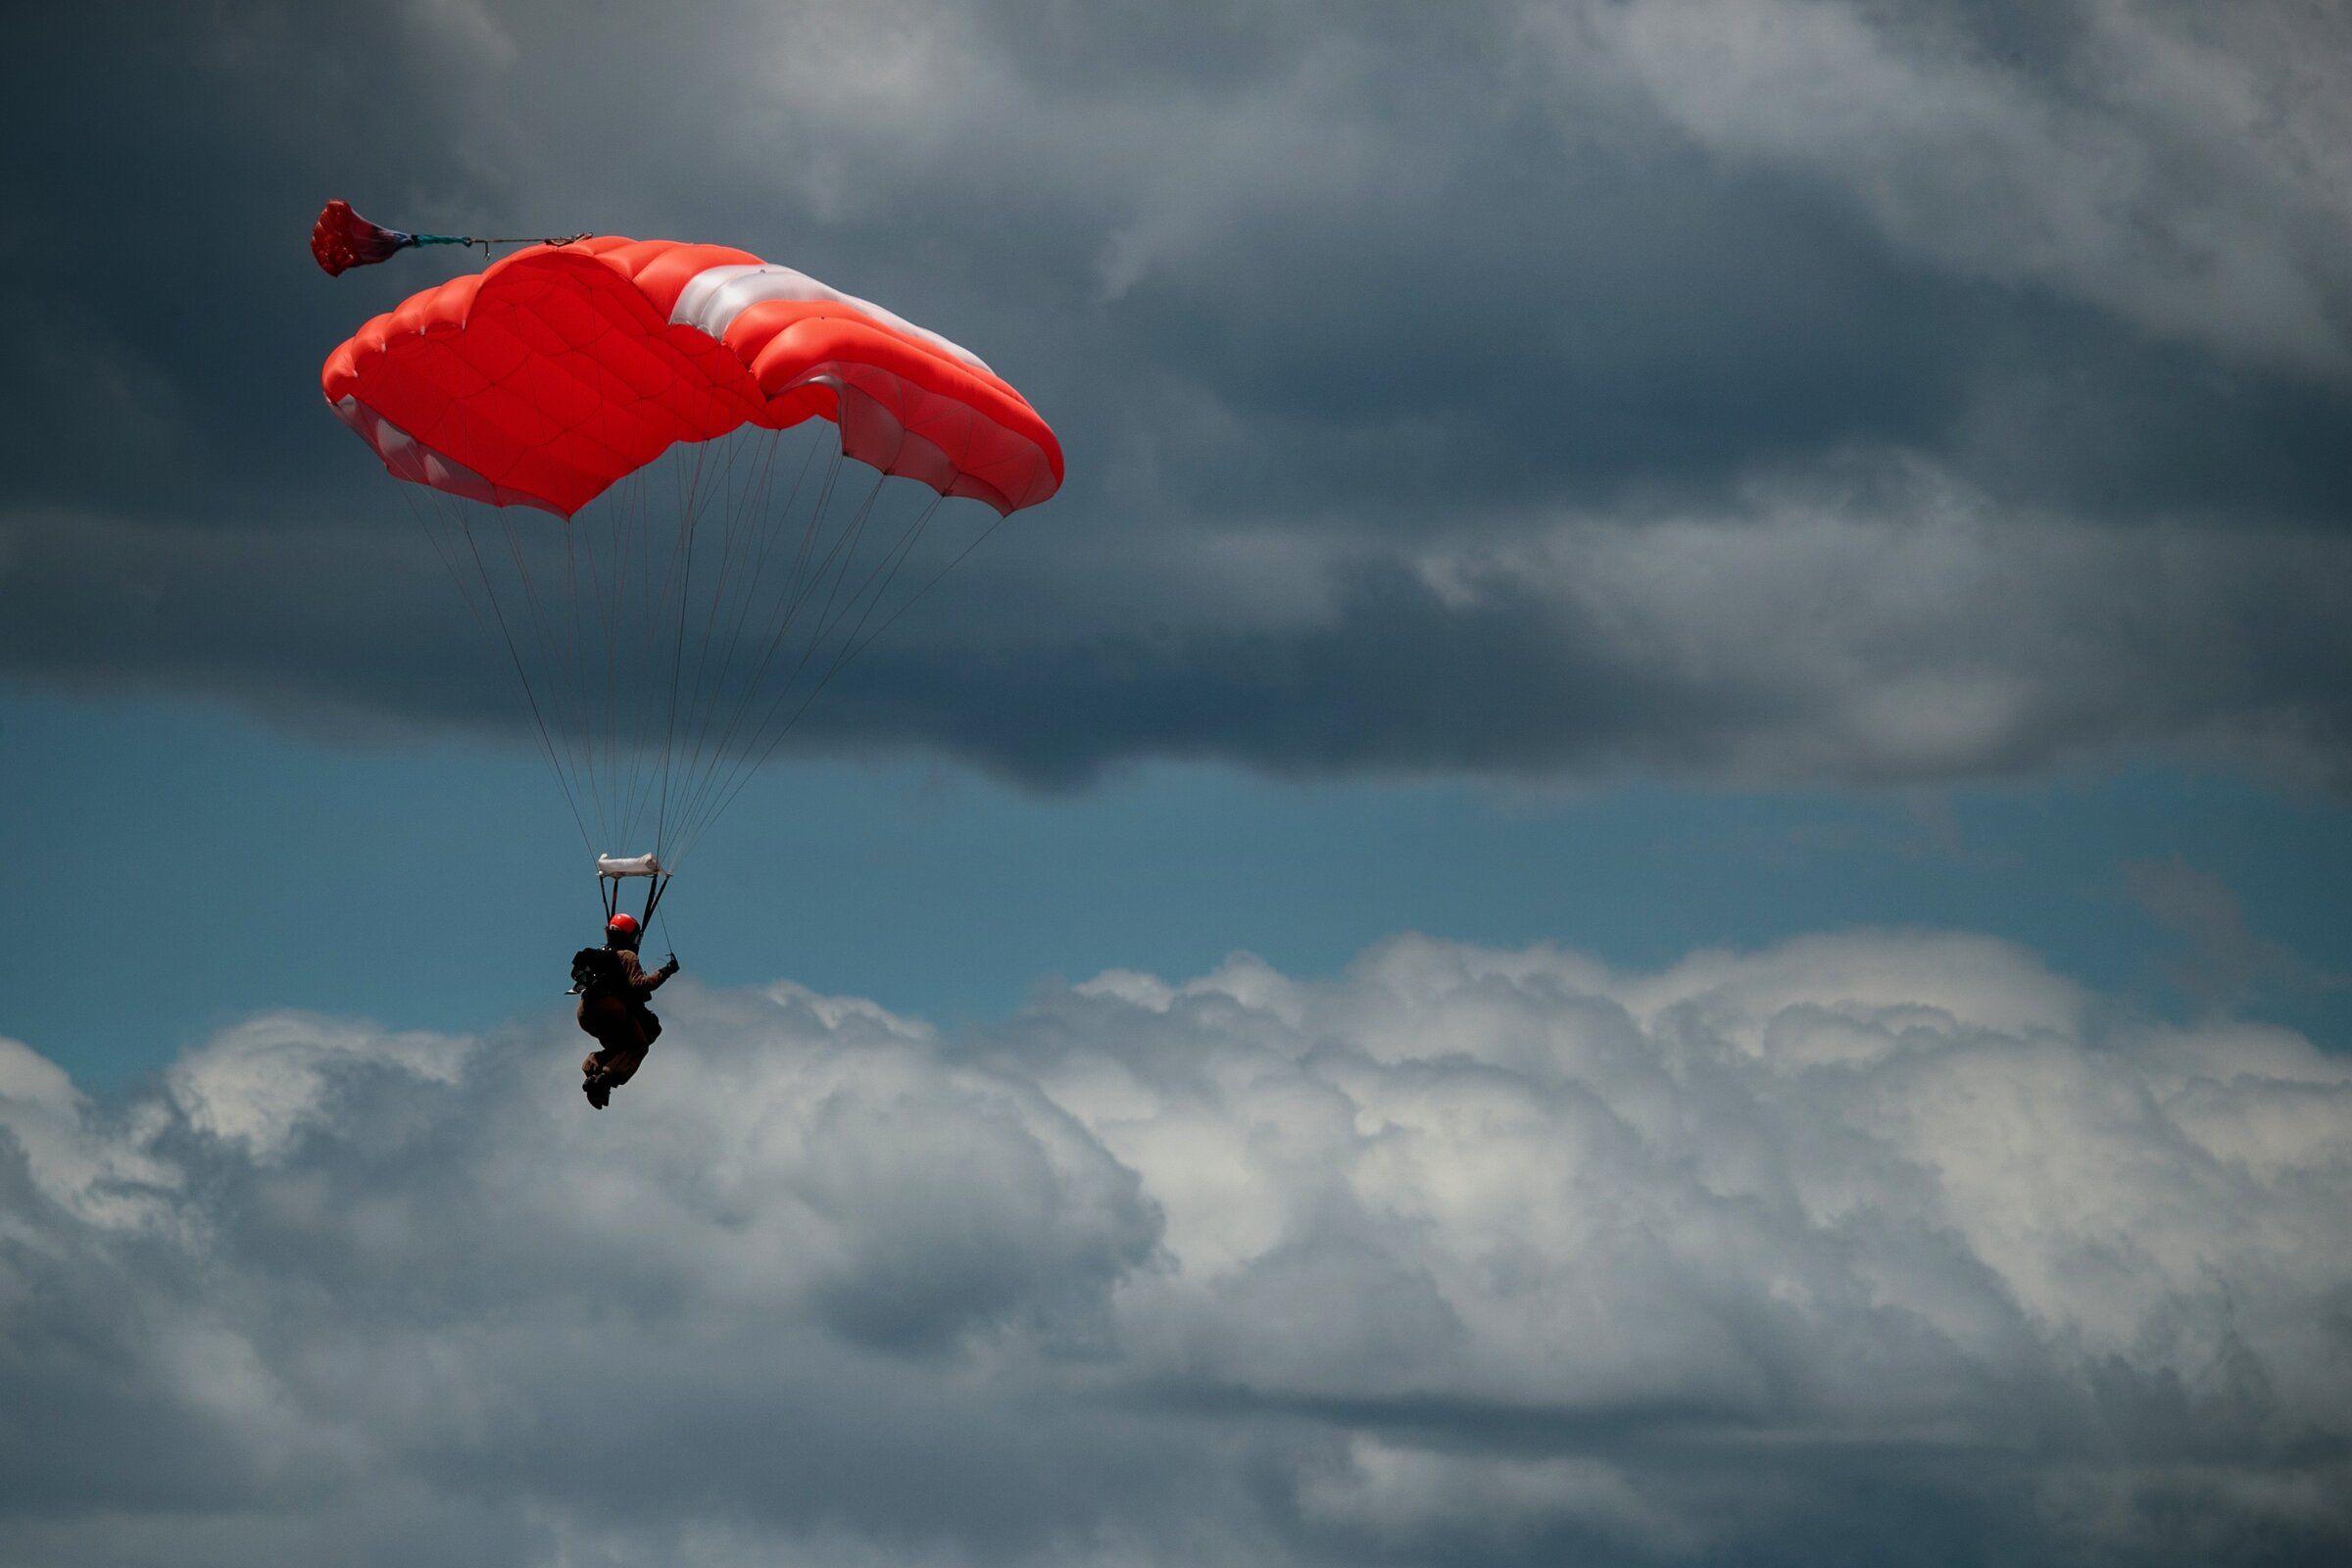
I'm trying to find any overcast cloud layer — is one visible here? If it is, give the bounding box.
[5,0,2351,788]
[5,931,2350,1565]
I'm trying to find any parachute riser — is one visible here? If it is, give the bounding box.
[597,854,667,938]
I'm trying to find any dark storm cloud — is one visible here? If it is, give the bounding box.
[5,932,2351,1564]
[6,0,2352,787]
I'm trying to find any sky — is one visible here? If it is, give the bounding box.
[4,2,2351,1564]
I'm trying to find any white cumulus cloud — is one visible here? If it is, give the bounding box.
[3,930,2349,1564]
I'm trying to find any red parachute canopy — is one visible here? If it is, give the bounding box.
[321,235,1063,517]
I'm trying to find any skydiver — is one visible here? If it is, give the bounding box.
[571,911,679,1109]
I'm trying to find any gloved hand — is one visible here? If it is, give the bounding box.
[662,954,681,977]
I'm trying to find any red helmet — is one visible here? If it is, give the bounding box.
[606,912,642,943]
